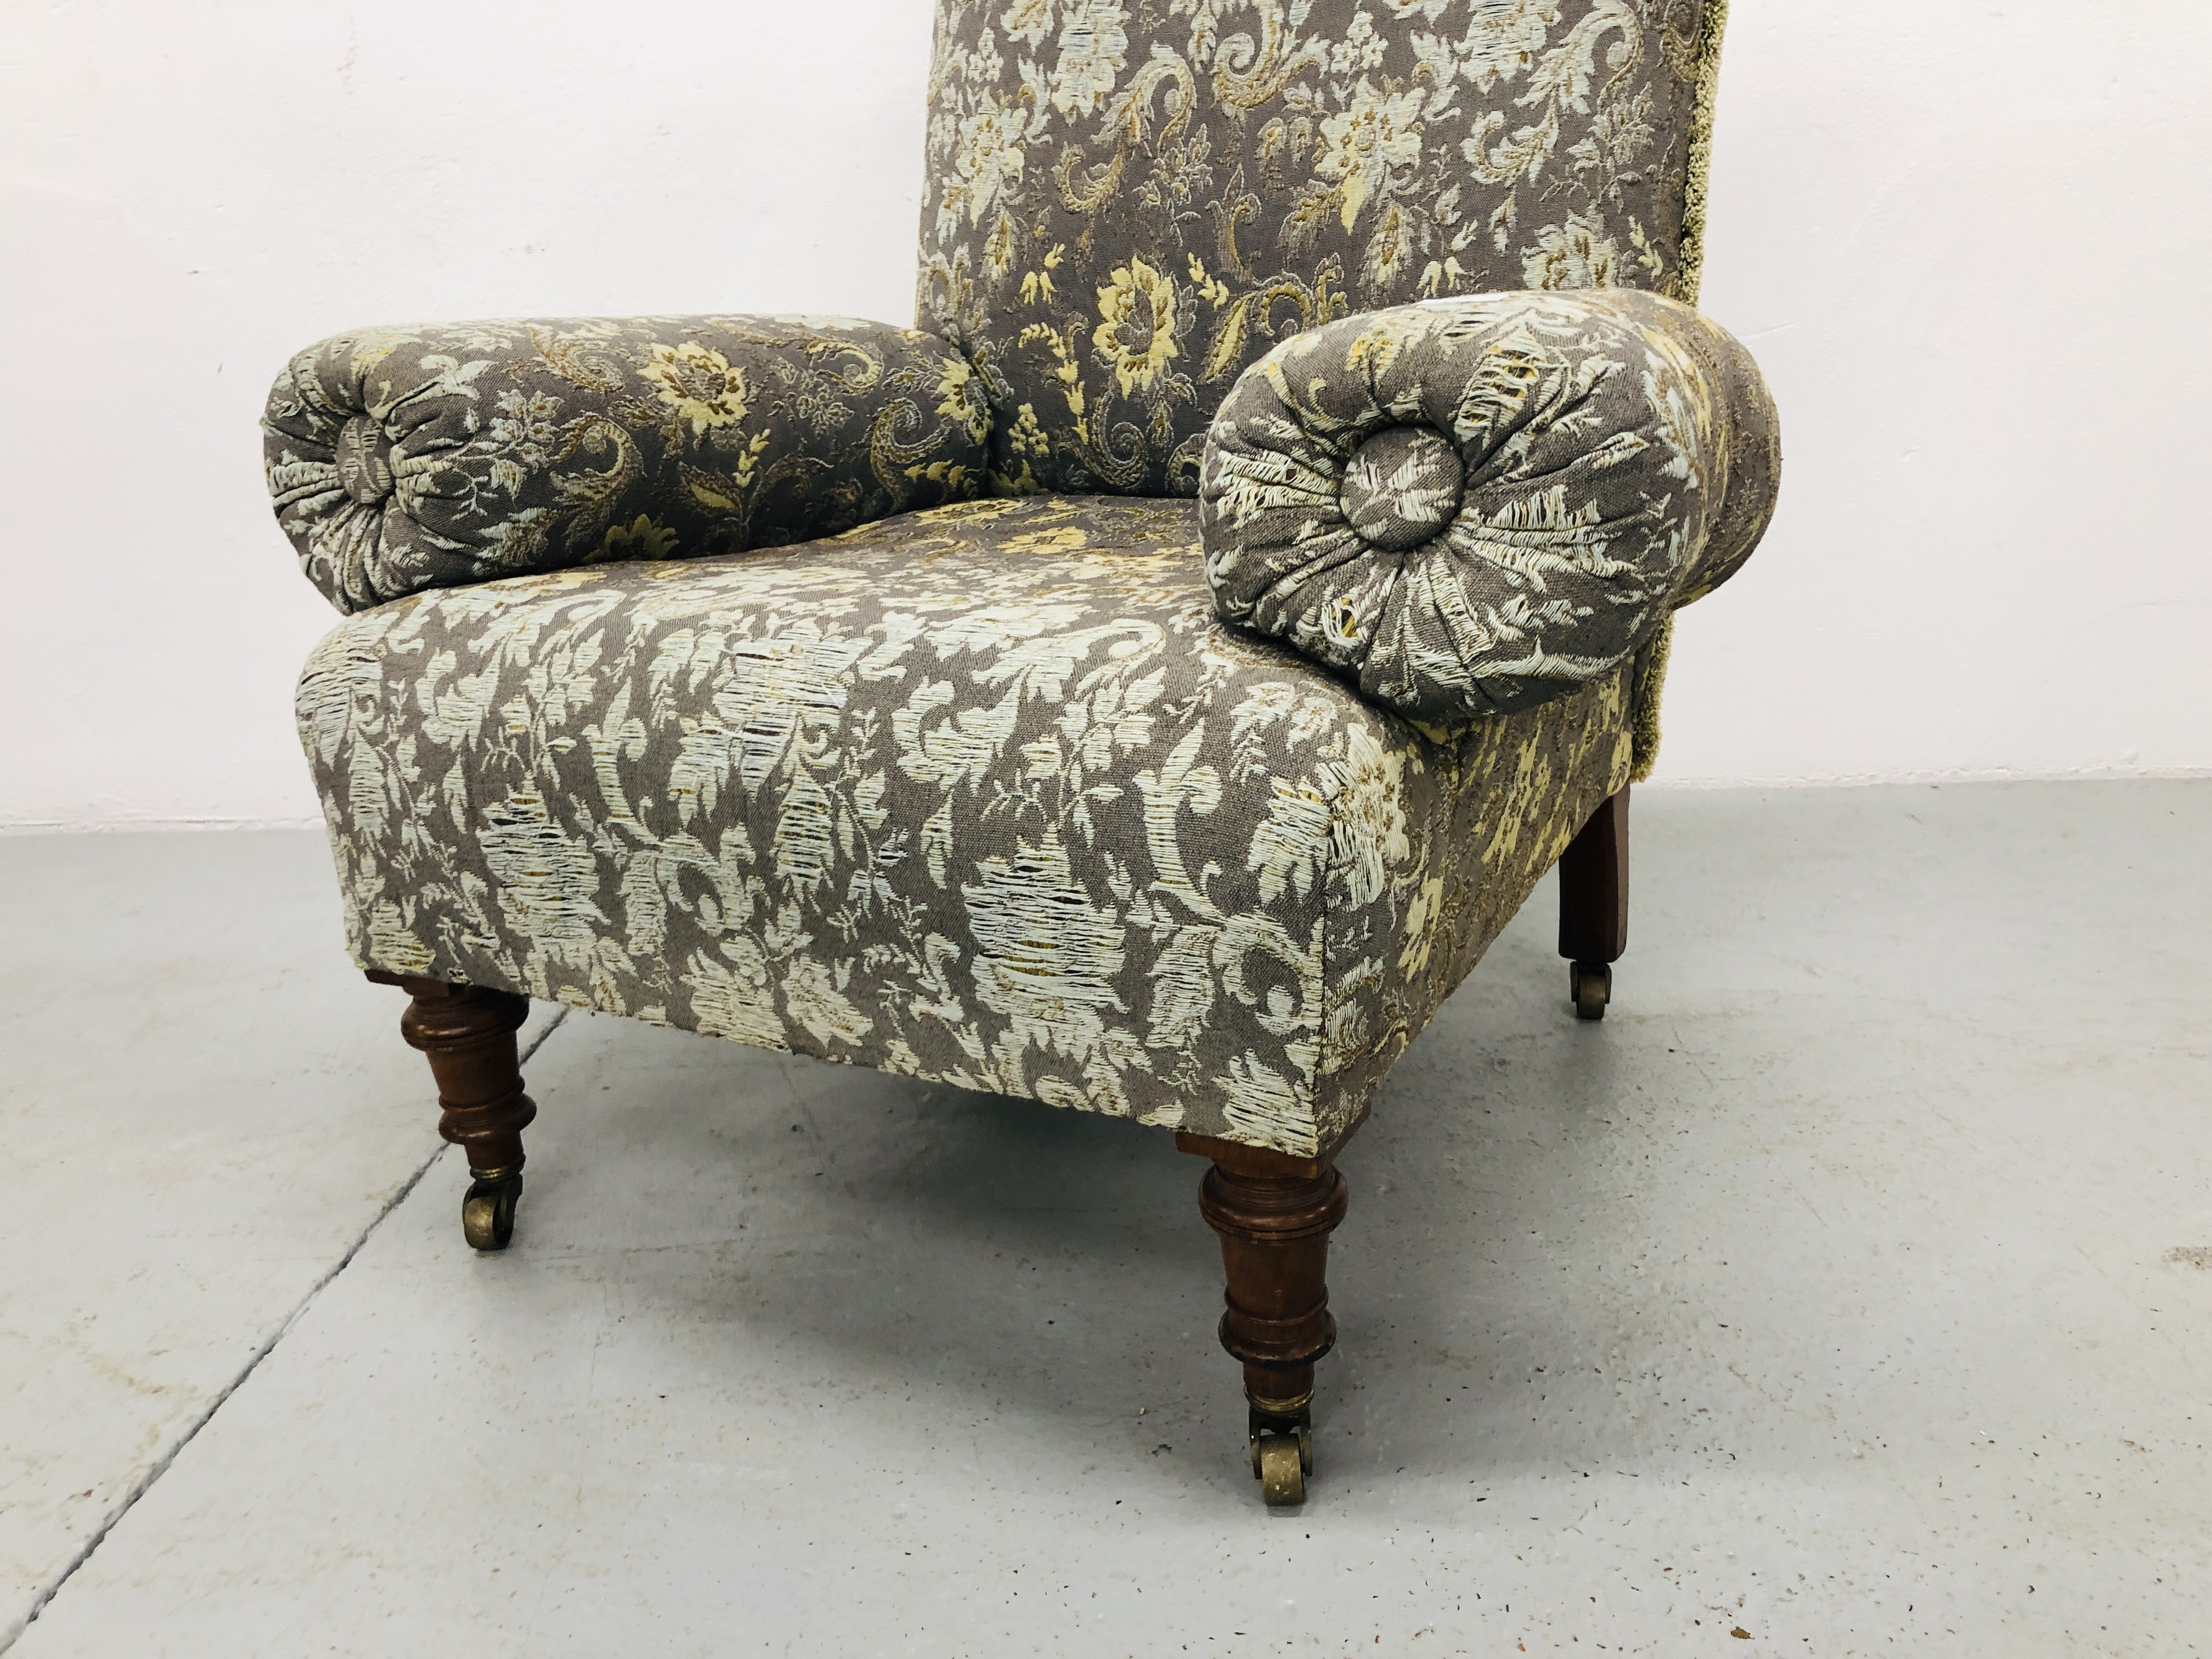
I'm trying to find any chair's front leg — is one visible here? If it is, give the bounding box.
[1558,784,1630,1020]
[1177,1132,1350,1506]
[367,972,536,1250]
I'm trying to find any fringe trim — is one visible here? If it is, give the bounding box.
[1672,0,1728,313]
[1632,0,1730,783]
[1628,612,1673,785]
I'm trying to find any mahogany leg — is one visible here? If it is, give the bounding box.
[368,971,536,1250]
[1558,785,1629,1021]
[1177,1131,1350,1506]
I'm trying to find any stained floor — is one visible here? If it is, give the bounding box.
[2,783,2207,1655]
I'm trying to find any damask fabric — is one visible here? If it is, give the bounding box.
[1200,289,1778,723]
[917,0,1717,498]
[264,315,992,613]
[299,496,1633,1155]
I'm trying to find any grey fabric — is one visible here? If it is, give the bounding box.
[298,496,1634,1156]
[1340,426,1466,552]
[264,315,991,612]
[916,0,1719,496]
[1198,289,1779,723]
[1671,283,1781,606]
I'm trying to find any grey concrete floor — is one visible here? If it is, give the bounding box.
[2,783,2207,1655]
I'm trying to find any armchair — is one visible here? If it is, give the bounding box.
[266,0,1778,1507]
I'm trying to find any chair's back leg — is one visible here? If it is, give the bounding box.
[368,972,536,1250]
[1557,785,1630,1019]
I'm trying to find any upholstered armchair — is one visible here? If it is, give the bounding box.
[264,0,1778,1506]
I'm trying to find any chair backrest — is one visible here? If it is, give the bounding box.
[916,0,1728,498]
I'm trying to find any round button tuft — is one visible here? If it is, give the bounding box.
[334,415,397,506]
[1339,426,1464,552]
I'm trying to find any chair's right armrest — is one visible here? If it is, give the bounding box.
[1199,289,1780,726]
[263,314,991,613]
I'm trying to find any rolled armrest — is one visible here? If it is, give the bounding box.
[264,314,991,612]
[1199,290,1780,724]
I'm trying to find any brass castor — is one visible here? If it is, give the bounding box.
[1249,1397,1314,1506]
[1570,960,1611,1022]
[461,1166,523,1251]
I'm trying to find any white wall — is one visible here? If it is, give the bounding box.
[1675,2,2212,785]
[1,2,2204,831]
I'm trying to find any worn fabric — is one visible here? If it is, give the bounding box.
[916,0,1718,498]
[1339,425,1466,551]
[298,496,1632,1155]
[1199,288,1778,723]
[265,315,992,612]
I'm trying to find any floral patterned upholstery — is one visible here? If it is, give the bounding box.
[267,0,1768,1153]
[918,0,1724,497]
[265,315,990,611]
[1201,288,1778,722]
[297,497,1632,1155]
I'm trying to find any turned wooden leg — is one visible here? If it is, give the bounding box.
[368,971,535,1251]
[1177,1131,1350,1506]
[1558,785,1629,1021]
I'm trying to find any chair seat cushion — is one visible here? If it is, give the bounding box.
[298,495,1632,1155]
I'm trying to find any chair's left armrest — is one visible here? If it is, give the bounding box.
[1199,290,1780,724]
[263,314,992,613]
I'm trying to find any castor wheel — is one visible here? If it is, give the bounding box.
[1248,1399,1314,1506]
[1255,1432,1305,1504]
[1570,960,1611,1022]
[461,1166,522,1251]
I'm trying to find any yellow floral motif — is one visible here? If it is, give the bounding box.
[1397,875,1448,978]
[267,316,985,612]
[914,0,1733,503]
[1523,213,1622,290]
[641,342,750,435]
[1187,254,1231,309]
[600,515,678,561]
[1092,257,1180,397]
[1022,321,1090,419]
[904,458,977,494]
[1020,243,1066,308]
[935,355,991,443]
